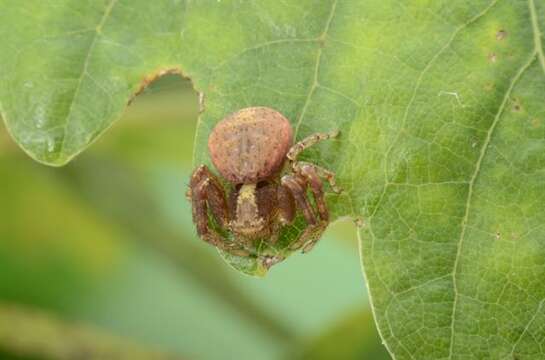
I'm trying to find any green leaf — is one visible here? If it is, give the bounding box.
[0,0,184,165]
[2,1,545,358]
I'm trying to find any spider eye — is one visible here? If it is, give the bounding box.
[256,181,269,189]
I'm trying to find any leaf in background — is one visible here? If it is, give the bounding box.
[56,156,296,345]
[0,302,179,360]
[0,157,124,311]
[2,1,545,358]
[292,307,390,360]
[0,144,295,359]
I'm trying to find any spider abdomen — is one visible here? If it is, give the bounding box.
[208,107,293,184]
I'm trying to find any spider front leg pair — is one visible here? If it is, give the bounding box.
[280,130,342,253]
[189,165,249,257]
[288,129,341,191]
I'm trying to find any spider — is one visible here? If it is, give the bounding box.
[188,107,341,267]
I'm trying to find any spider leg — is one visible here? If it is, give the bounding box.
[294,161,342,194]
[297,164,329,221]
[286,129,339,161]
[298,221,328,253]
[189,165,249,256]
[277,185,296,225]
[190,165,229,227]
[280,130,343,254]
[283,167,334,253]
[280,174,317,226]
[287,130,342,194]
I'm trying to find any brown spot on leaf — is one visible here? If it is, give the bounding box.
[484,83,495,91]
[354,217,365,228]
[318,37,326,48]
[488,53,497,63]
[496,29,508,40]
[512,98,522,112]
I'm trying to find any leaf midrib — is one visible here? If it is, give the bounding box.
[447,52,537,359]
[57,0,118,159]
[448,0,545,356]
[529,0,545,75]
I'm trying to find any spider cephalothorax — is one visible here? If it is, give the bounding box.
[189,107,341,267]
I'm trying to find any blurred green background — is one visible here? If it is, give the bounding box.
[0,76,390,359]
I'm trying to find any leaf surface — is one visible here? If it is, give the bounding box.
[1,0,545,358]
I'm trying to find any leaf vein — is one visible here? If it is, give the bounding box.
[369,0,500,219]
[57,0,118,158]
[293,0,338,138]
[447,53,537,359]
[529,0,545,75]
[510,298,545,356]
[318,84,361,107]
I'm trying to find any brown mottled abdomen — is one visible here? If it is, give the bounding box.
[208,107,293,184]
